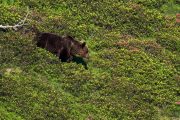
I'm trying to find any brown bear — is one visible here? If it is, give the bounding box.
[33,28,89,62]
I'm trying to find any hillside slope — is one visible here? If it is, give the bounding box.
[0,0,180,120]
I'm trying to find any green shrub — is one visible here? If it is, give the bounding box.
[131,0,169,8]
[156,33,180,52]
[0,0,179,119]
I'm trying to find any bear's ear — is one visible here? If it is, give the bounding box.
[82,42,86,48]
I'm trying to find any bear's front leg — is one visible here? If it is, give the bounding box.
[67,55,73,62]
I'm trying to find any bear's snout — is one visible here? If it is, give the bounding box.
[85,53,89,59]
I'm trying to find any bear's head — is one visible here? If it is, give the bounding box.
[77,42,89,59]
[64,36,89,59]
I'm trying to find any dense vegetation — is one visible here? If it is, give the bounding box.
[0,0,180,119]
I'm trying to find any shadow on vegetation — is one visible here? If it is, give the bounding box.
[60,56,88,69]
[0,72,2,79]
[72,56,88,70]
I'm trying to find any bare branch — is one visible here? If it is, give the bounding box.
[0,7,30,30]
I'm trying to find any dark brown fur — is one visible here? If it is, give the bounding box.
[35,31,89,62]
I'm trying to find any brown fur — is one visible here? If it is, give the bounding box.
[35,31,89,62]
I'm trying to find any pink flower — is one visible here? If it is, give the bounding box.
[175,101,180,105]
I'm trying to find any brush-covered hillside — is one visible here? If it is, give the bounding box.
[0,0,180,120]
